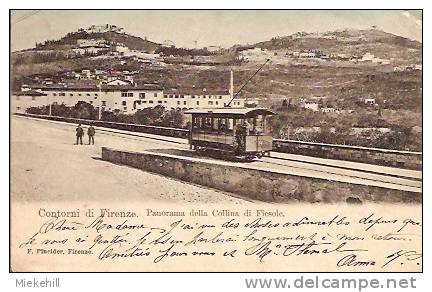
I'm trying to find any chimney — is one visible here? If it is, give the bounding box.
[230,70,234,100]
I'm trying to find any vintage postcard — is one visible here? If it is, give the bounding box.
[10,10,422,272]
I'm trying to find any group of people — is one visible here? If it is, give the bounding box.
[75,123,96,145]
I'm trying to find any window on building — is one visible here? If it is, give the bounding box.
[53,93,57,96]
[149,100,153,104]
[177,101,180,105]
[183,101,186,105]
[164,100,167,103]
[32,96,36,101]
[158,101,162,104]
[86,93,90,96]
[208,101,213,105]
[215,101,218,105]
[203,95,206,98]
[169,95,173,98]
[122,101,126,106]
[154,93,158,97]
[70,93,74,97]
[95,93,98,96]
[94,96,97,99]
[175,95,179,98]
[128,93,133,97]
[139,93,146,99]
[180,95,184,98]
[164,95,168,98]
[197,101,199,105]
[59,93,65,97]
[219,96,222,99]
[191,95,195,99]
[78,93,81,96]
[101,101,106,106]
[16,107,21,110]
[90,101,93,104]
[121,92,128,97]
[123,106,127,110]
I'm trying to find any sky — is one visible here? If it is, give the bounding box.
[10,10,422,52]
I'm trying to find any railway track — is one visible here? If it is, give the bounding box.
[16,115,422,193]
[260,156,421,190]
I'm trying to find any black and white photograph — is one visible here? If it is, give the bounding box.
[9,9,423,276]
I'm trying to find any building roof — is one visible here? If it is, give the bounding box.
[164,88,230,96]
[184,107,276,117]
[13,90,47,96]
[29,83,163,92]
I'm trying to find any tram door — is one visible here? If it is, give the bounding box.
[234,118,247,154]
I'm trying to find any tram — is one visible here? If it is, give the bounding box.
[185,107,276,160]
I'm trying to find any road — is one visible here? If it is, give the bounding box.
[11,116,249,204]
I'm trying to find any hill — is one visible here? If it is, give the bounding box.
[32,29,161,53]
[243,29,422,65]
[10,27,422,112]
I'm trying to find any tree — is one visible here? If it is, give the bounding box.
[51,103,71,117]
[71,101,97,120]
[161,109,184,128]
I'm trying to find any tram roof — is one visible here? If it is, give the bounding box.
[184,107,276,117]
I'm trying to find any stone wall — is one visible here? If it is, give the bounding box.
[273,139,422,170]
[14,113,189,138]
[101,147,421,203]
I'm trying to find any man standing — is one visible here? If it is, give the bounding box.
[87,123,96,145]
[75,124,84,145]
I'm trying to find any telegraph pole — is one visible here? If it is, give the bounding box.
[48,94,52,116]
[226,58,271,107]
[98,83,102,120]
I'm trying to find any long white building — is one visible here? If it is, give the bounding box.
[11,82,246,114]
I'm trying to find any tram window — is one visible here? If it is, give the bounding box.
[254,115,266,134]
[227,119,233,130]
[212,119,218,131]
